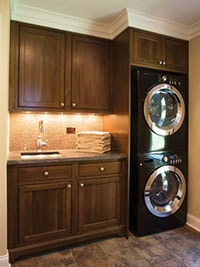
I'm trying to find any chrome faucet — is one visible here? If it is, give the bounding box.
[37,120,47,151]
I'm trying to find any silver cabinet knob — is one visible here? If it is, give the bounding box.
[100,167,105,172]
[72,103,77,107]
[162,61,166,65]
[67,184,71,189]
[80,183,84,187]
[44,171,49,176]
[159,61,163,65]
[61,102,65,107]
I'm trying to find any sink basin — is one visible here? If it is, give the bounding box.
[21,151,61,158]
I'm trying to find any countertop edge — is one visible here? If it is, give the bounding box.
[7,150,126,165]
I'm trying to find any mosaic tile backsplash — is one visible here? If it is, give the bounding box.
[9,113,103,151]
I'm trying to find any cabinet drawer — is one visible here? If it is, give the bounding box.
[78,161,122,177]
[18,165,72,182]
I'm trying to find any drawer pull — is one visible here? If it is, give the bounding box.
[100,167,105,172]
[80,183,84,187]
[67,184,71,189]
[44,171,49,176]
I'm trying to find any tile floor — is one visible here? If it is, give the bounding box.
[12,226,200,267]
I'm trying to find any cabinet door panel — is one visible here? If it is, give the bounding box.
[19,182,72,244]
[19,25,65,109]
[72,35,110,112]
[78,177,120,233]
[132,30,162,68]
[162,38,188,73]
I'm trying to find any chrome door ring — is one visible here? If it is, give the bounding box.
[144,165,186,217]
[144,84,185,136]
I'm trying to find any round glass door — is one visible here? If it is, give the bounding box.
[144,166,186,218]
[144,84,185,136]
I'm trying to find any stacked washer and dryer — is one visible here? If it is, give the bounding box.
[129,67,188,236]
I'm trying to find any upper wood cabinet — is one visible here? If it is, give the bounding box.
[9,22,111,113]
[9,21,70,111]
[131,29,188,73]
[71,34,111,113]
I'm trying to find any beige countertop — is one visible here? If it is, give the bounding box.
[7,149,126,165]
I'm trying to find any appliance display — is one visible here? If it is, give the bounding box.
[129,151,187,236]
[131,67,188,153]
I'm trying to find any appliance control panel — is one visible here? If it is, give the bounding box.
[162,154,183,164]
[158,75,182,87]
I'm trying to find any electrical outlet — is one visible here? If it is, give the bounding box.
[66,127,76,134]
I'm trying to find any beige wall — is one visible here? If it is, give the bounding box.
[0,0,9,256]
[189,37,200,220]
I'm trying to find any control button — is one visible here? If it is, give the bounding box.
[163,156,168,163]
[162,75,167,82]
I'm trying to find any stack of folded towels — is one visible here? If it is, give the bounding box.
[76,131,111,153]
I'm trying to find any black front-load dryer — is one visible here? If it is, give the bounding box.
[129,151,187,236]
[131,67,188,153]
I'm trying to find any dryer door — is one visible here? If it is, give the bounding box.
[144,84,185,136]
[144,165,186,218]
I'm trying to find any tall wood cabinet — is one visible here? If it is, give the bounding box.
[131,28,188,73]
[7,156,127,263]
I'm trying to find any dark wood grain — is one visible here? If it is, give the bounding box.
[7,158,127,263]
[71,34,111,112]
[9,21,67,111]
[131,28,188,73]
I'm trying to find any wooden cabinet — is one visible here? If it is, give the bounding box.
[131,28,188,73]
[71,34,111,112]
[9,21,70,111]
[77,161,121,233]
[7,156,127,263]
[18,182,72,244]
[17,165,73,244]
[9,21,111,113]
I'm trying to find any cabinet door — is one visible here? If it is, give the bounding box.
[162,38,188,73]
[72,35,111,112]
[131,29,162,69]
[18,182,72,244]
[18,24,66,110]
[78,177,120,233]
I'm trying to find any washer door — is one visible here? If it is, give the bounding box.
[144,166,186,218]
[144,84,185,136]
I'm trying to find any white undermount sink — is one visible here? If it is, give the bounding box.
[21,151,61,158]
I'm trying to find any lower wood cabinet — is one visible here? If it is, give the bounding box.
[7,157,127,263]
[18,182,72,244]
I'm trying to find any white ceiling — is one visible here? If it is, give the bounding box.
[10,0,200,40]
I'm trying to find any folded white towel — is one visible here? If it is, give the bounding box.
[76,131,111,153]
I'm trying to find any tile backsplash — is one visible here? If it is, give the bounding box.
[9,113,103,151]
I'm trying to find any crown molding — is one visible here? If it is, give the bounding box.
[10,0,200,40]
[10,0,111,39]
[126,8,191,40]
[188,20,200,40]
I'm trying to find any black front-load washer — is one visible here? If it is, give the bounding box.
[129,151,187,236]
[131,67,188,153]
